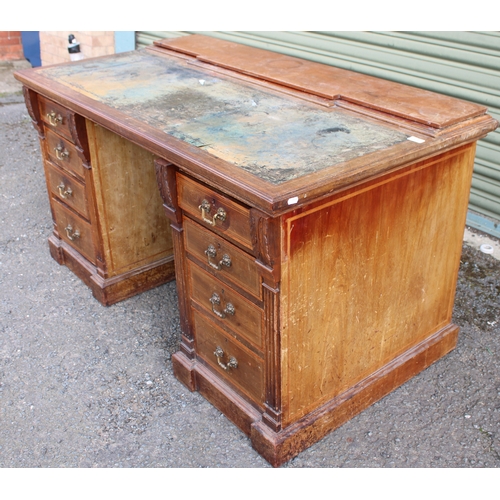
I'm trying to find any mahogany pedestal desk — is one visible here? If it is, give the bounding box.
[17,70,176,305]
[15,35,498,466]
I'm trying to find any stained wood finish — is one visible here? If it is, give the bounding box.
[155,159,195,361]
[184,217,262,300]
[171,146,476,465]
[280,144,476,425]
[22,87,43,138]
[24,91,176,305]
[86,122,173,277]
[38,94,74,141]
[15,35,499,465]
[177,173,254,251]
[158,35,485,128]
[189,262,263,350]
[15,38,497,216]
[251,324,459,467]
[168,129,485,466]
[51,198,96,264]
[46,161,89,219]
[193,310,265,406]
[44,128,86,179]
[193,359,262,437]
[261,282,282,433]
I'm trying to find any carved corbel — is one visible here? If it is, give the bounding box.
[154,158,181,224]
[250,208,280,282]
[22,87,44,139]
[68,113,91,169]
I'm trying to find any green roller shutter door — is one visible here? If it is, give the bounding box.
[136,31,500,237]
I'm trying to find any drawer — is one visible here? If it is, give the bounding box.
[45,128,85,179]
[39,96,73,141]
[184,217,261,300]
[52,199,95,264]
[177,173,253,251]
[194,310,264,406]
[46,161,89,220]
[189,262,263,350]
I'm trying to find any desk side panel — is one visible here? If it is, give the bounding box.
[86,121,173,277]
[280,144,476,425]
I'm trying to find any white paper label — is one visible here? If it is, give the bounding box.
[407,136,425,143]
[287,196,299,205]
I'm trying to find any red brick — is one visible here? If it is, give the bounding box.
[0,40,24,60]
[0,31,21,39]
[0,54,23,61]
[0,37,15,45]
[5,44,23,52]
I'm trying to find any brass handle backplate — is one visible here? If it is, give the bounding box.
[199,199,227,226]
[209,292,235,319]
[57,183,73,199]
[64,224,80,241]
[54,145,69,161]
[47,111,63,127]
[214,346,238,371]
[205,244,231,270]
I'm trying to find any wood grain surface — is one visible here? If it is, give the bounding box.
[86,121,173,277]
[280,144,476,424]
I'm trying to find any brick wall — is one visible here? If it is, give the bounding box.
[0,31,25,61]
[39,31,115,65]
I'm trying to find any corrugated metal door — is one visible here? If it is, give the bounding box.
[136,31,500,237]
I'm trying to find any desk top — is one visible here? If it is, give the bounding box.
[36,50,409,185]
[15,35,498,214]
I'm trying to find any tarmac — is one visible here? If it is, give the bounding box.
[1,58,499,468]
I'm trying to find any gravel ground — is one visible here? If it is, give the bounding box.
[1,68,499,469]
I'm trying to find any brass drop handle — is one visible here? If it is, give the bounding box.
[199,199,227,226]
[214,346,238,371]
[57,183,73,199]
[54,145,69,161]
[47,111,62,127]
[64,224,80,241]
[209,292,235,319]
[205,244,231,271]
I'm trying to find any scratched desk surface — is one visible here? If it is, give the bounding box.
[38,50,409,185]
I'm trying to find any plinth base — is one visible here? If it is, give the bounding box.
[172,323,458,467]
[49,235,176,306]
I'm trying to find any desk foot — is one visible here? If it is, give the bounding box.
[48,235,176,305]
[174,322,458,467]
[250,323,458,467]
[90,257,176,306]
[172,350,262,436]
[171,351,197,391]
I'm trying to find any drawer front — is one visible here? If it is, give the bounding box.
[194,310,264,406]
[184,218,261,299]
[39,96,73,141]
[52,199,95,264]
[45,128,85,179]
[189,262,263,349]
[46,161,89,220]
[177,174,253,251]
